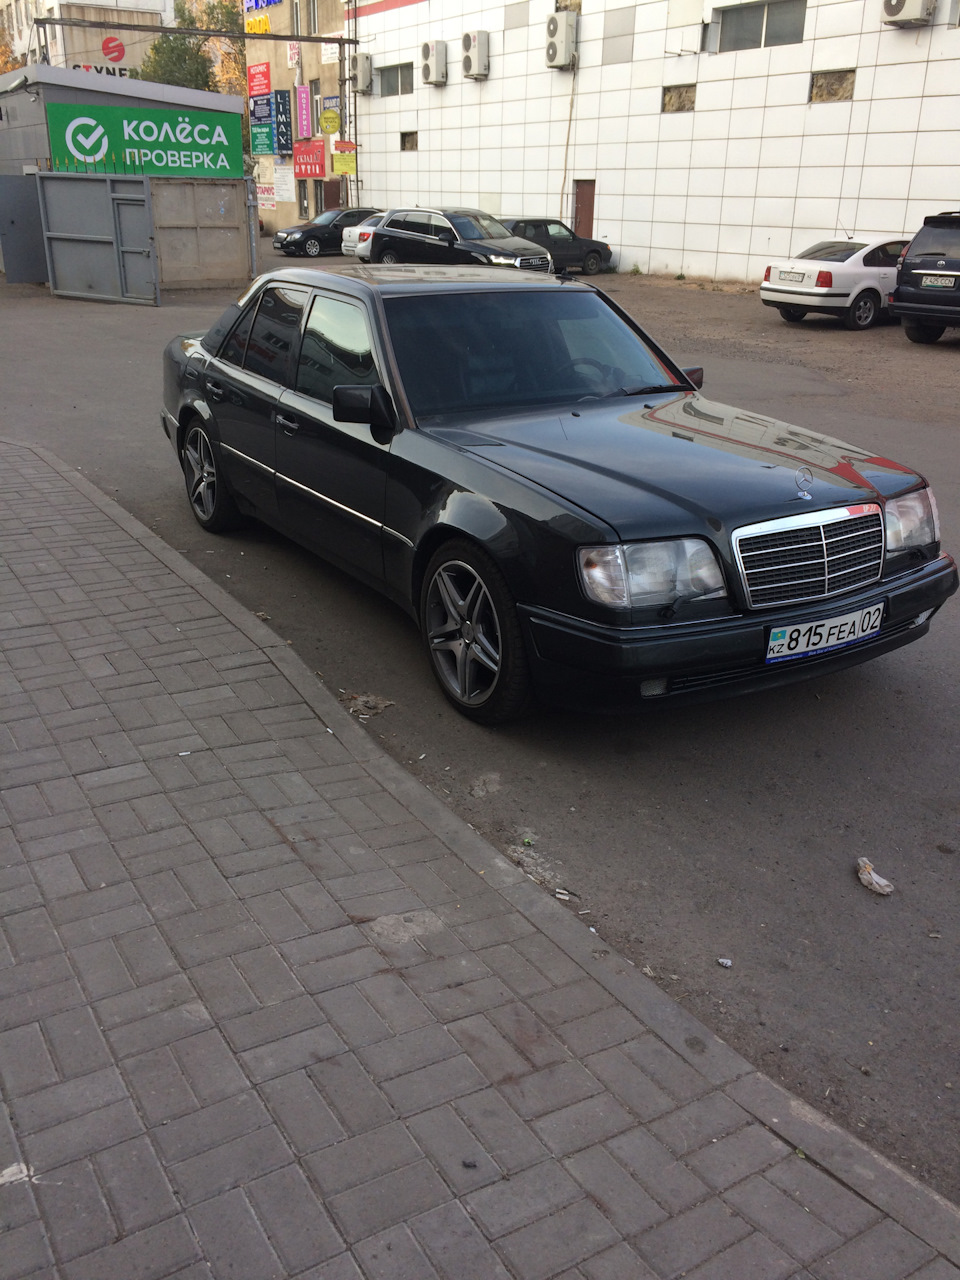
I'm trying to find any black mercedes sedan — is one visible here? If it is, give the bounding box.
[273,207,381,257]
[161,265,957,722]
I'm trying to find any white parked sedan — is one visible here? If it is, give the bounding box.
[341,213,384,258]
[760,236,909,330]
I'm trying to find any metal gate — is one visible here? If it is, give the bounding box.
[37,172,159,305]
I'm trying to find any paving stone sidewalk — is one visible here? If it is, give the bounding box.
[1,437,958,1280]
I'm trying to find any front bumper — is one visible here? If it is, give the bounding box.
[519,555,957,711]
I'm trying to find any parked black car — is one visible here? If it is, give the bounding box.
[889,210,960,343]
[501,218,612,275]
[161,265,956,722]
[273,207,381,257]
[370,208,551,271]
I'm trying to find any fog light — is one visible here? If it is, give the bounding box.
[640,678,669,697]
[912,609,934,627]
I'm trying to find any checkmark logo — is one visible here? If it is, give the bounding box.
[65,117,109,163]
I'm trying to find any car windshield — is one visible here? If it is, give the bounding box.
[309,211,341,226]
[384,290,678,417]
[909,225,960,256]
[793,241,866,262]
[448,213,512,241]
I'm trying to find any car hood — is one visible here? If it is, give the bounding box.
[430,391,922,540]
[276,223,330,237]
[461,234,546,256]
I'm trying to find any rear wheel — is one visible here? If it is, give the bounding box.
[181,422,240,532]
[778,306,807,323]
[904,321,946,344]
[581,251,602,276]
[304,238,322,257]
[844,290,880,330]
[378,248,400,265]
[420,540,531,724]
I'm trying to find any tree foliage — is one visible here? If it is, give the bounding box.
[131,0,245,94]
[0,20,26,74]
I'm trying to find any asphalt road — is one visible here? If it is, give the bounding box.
[2,264,958,1203]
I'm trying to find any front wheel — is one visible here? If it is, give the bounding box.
[904,322,945,344]
[420,540,532,724]
[181,421,240,532]
[778,306,807,323]
[303,238,322,257]
[378,248,400,264]
[844,290,880,330]
[581,251,602,276]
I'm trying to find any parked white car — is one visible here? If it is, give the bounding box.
[760,236,909,330]
[342,213,385,258]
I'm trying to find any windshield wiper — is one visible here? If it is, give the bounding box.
[601,383,681,399]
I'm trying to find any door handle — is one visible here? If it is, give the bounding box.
[207,381,224,401]
[276,414,299,434]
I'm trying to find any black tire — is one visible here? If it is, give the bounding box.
[304,238,322,258]
[844,290,880,331]
[778,306,807,323]
[180,421,241,532]
[420,540,532,724]
[904,321,946,344]
[378,248,400,265]
[581,251,602,276]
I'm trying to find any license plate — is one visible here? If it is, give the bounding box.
[921,274,953,288]
[766,604,884,663]
[779,270,805,282]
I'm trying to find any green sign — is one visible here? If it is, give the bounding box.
[46,103,244,178]
[251,122,274,156]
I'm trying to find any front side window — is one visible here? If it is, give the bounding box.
[545,222,575,240]
[718,0,805,52]
[296,295,380,403]
[244,286,308,383]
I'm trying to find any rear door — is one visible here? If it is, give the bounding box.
[203,284,308,519]
[274,289,392,581]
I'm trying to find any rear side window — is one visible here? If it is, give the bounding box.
[243,286,308,383]
[909,223,960,257]
[220,306,255,367]
[296,294,380,403]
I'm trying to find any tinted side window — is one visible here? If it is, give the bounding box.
[296,294,380,403]
[244,286,308,383]
[404,214,432,236]
[384,213,409,231]
[220,305,255,367]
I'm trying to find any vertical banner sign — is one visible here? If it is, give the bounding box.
[296,85,311,140]
[249,94,273,155]
[45,103,243,177]
[247,61,270,97]
[273,90,293,155]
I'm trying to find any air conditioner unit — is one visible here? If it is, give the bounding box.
[422,40,447,85]
[462,30,489,78]
[350,51,373,93]
[546,11,577,68]
[880,0,935,24]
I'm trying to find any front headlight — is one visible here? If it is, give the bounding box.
[288,231,303,240]
[579,540,727,609]
[885,488,939,552]
[487,254,517,266]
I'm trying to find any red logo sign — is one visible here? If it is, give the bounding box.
[247,61,271,98]
[333,140,356,153]
[294,138,326,177]
[102,36,125,61]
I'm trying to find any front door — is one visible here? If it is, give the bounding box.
[573,180,596,240]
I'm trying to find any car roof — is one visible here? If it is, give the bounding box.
[259,264,593,301]
[381,206,494,218]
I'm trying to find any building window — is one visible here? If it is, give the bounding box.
[379,63,414,96]
[662,84,696,112]
[292,0,301,36]
[298,180,309,219]
[308,0,318,34]
[810,68,855,102]
[717,0,805,52]
[401,131,418,150]
[310,77,323,134]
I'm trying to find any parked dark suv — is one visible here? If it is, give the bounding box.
[889,211,960,343]
[370,207,551,271]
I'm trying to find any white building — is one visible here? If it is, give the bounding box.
[4,0,174,73]
[347,0,959,280]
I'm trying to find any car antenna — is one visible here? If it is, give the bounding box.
[837,218,853,240]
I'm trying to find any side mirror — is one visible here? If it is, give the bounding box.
[332,383,398,444]
[682,366,704,389]
[437,230,455,246]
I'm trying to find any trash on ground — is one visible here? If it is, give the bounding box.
[340,692,396,718]
[641,965,656,978]
[554,887,579,901]
[717,957,733,968]
[856,857,894,895]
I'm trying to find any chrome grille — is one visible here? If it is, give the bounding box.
[733,505,884,608]
[517,255,551,272]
